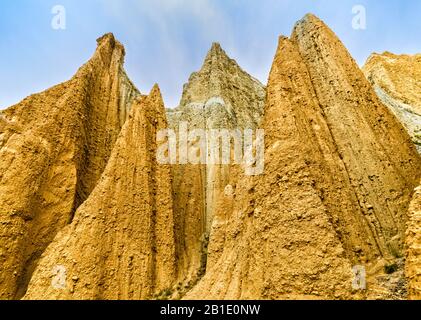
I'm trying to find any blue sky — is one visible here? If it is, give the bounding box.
[0,0,420,109]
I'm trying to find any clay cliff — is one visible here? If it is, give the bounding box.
[363,53,421,299]
[185,14,421,299]
[0,33,139,299]
[24,86,177,300]
[167,43,265,286]
[363,52,421,153]
[406,182,421,299]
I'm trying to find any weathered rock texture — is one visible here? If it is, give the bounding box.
[363,52,421,300]
[186,14,421,299]
[167,43,265,286]
[1,14,420,301]
[406,183,421,299]
[0,33,139,299]
[24,86,177,300]
[363,52,421,153]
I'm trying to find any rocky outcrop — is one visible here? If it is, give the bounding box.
[290,15,420,261]
[24,86,177,300]
[168,43,265,130]
[186,14,421,299]
[0,33,140,299]
[363,52,421,152]
[1,14,419,301]
[167,43,265,286]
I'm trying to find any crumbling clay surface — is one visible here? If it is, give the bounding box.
[185,14,421,300]
[24,86,177,300]
[0,33,139,299]
[167,43,265,287]
[363,52,421,152]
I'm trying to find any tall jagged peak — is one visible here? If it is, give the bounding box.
[406,182,421,299]
[96,32,117,45]
[199,42,258,83]
[186,13,421,300]
[148,83,164,108]
[291,13,323,33]
[81,33,128,71]
[24,83,177,300]
[292,13,341,43]
[364,51,419,67]
[172,41,265,129]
